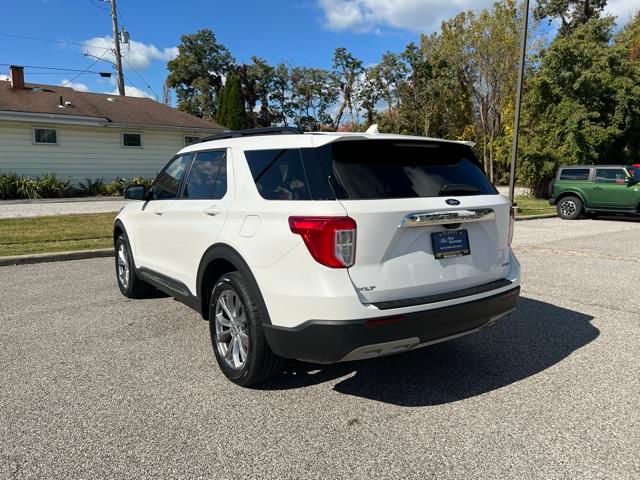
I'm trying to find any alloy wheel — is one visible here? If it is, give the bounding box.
[214,290,249,370]
[117,243,130,289]
[560,200,576,217]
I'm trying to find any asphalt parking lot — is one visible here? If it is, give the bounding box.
[1,217,639,479]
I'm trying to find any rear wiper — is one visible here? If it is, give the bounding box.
[438,183,482,196]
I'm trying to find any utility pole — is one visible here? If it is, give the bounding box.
[109,0,125,96]
[508,0,530,205]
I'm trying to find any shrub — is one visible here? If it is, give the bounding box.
[38,174,71,198]
[130,176,154,189]
[104,177,128,196]
[14,176,41,200]
[77,178,106,196]
[0,172,19,199]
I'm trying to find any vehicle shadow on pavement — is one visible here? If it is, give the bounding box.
[262,297,598,406]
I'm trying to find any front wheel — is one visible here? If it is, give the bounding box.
[557,196,582,220]
[115,234,154,298]
[209,272,283,387]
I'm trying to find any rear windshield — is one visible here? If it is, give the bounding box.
[318,140,496,200]
[244,139,496,201]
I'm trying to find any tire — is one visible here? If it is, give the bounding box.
[115,234,154,298]
[556,196,582,220]
[209,271,284,387]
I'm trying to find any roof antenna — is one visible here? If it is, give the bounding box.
[365,124,379,134]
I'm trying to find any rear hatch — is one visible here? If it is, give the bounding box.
[317,138,512,305]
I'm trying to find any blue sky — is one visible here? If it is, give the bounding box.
[0,0,636,102]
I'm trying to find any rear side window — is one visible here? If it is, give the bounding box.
[151,154,193,200]
[595,168,627,184]
[245,149,311,200]
[317,140,496,200]
[183,151,226,200]
[559,168,590,181]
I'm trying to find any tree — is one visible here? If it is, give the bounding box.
[534,0,607,36]
[331,48,364,129]
[167,29,234,119]
[217,75,247,130]
[520,17,640,195]
[359,67,383,127]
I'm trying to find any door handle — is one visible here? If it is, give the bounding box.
[203,206,222,216]
[153,209,165,216]
[593,187,602,190]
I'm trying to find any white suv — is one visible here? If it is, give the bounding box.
[114,127,521,386]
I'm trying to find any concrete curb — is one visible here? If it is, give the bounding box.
[0,196,125,205]
[0,248,114,266]
[515,213,557,221]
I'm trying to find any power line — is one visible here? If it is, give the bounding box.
[0,63,109,74]
[0,32,111,51]
[61,49,112,87]
[90,0,110,12]
[122,56,159,99]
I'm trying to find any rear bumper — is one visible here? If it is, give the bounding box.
[548,197,556,205]
[263,286,520,363]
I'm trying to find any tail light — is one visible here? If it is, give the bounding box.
[289,216,356,268]
[508,204,516,246]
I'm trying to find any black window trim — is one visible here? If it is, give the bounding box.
[178,148,228,200]
[122,132,143,149]
[33,127,58,145]
[147,148,229,202]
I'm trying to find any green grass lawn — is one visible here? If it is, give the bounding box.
[0,198,555,257]
[515,197,556,217]
[0,213,116,257]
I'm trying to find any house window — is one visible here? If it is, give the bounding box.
[122,133,142,148]
[33,128,58,145]
[184,136,200,146]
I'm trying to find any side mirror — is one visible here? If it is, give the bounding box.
[123,184,146,200]
[625,176,637,186]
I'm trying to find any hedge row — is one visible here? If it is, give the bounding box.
[0,173,153,200]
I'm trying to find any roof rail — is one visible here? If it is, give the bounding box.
[200,126,302,142]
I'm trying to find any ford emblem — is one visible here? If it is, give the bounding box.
[445,199,461,206]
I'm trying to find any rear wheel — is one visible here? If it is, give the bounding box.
[557,196,582,220]
[209,272,283,387]
[115,234,154,298]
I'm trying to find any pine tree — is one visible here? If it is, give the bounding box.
[222,75,247,130]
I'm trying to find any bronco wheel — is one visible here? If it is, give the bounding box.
[115,234,154,298]
[209,272,283,387]
[557,196,582,220]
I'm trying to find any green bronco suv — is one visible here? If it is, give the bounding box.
[549,165,640,220]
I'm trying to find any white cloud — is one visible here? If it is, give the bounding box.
[106,85,156,100]
[318,0,494,33]
[318,0,639,33]
[83,36,178,70]
[0,74,8,81]
[606,0,639,24]
[60,79,89,92]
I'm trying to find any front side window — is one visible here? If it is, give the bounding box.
[245,149,311,200]
[33,128,57,144]
[318,140,496,200]
[183,151,226,200]
[151,154,192,200]
[559,168,590,181]
[122,133,142,148]
[595,168,627,184]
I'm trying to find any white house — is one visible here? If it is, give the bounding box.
[0,66,225,184]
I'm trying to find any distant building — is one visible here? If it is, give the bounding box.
[0,65,224,183]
